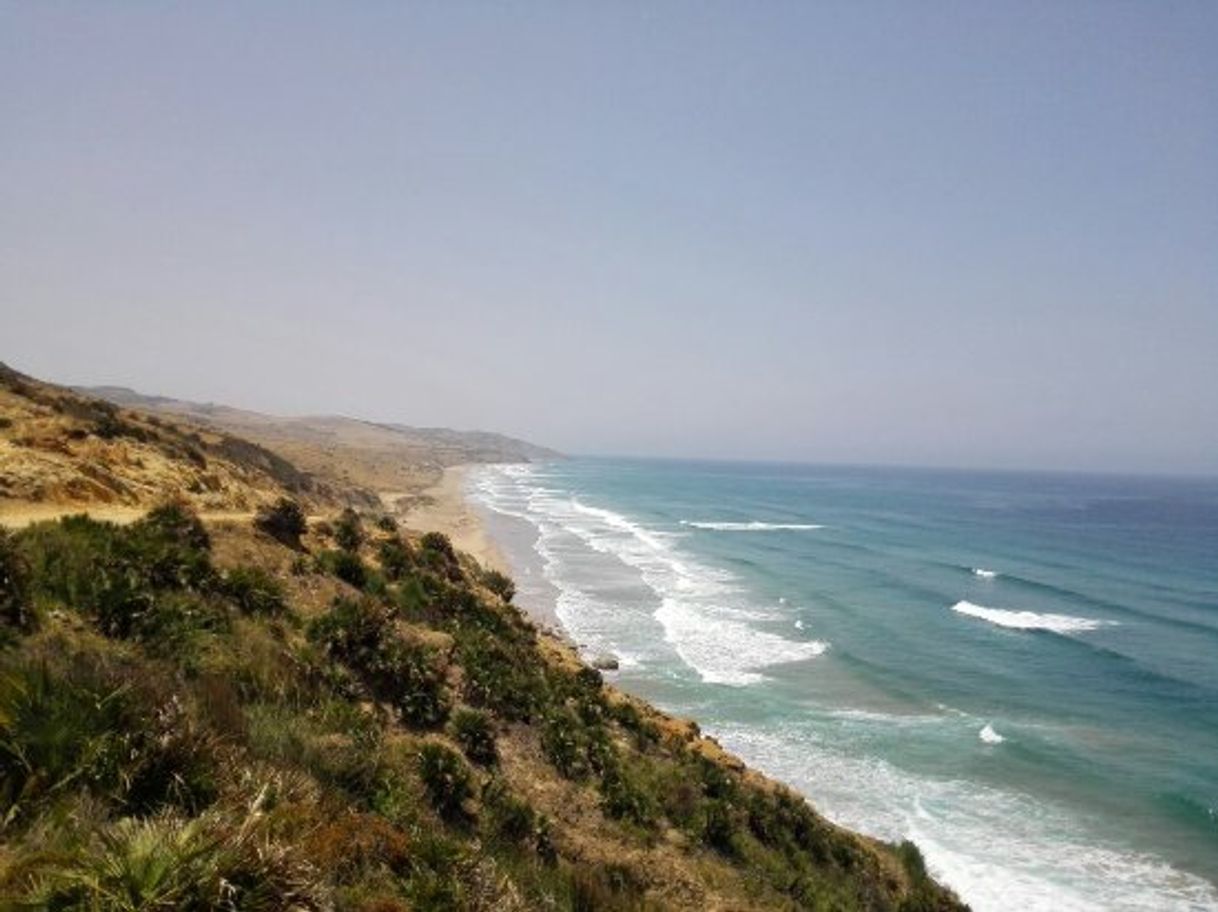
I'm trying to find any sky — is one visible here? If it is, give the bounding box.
[2,3,1216,473]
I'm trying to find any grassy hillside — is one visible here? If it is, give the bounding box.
[0,501,964,910]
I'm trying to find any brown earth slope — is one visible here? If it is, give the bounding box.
[0,363,377,525]
[85,384,561,507]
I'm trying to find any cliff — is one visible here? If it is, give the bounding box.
[0,366,964,910]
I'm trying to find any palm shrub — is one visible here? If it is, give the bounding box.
[450,708,497,766]
[0,528,33,633]
[126,501,213,590]
[417,742,472,821]
[254,497,308,549]
[482,778,535,845]
[308,598,450,727]
[222,565,288,617]
[14,510,224,650]
[377,537,414,582]
[480,568,515,603]
[316,549,368,590]
[456,629,546,722]
[0,655,217,822]
[419,532,461,581]
[8,811,326,910]
[598,760,655,828]
[334,508,364,553]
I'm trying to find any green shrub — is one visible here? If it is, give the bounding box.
[376,515,398,533]
[316,549,368,589]
[8,812,325,911]
[451,707,497,766]
[124,502,213,591]
[0,656,217,822]
[222,565,288,616]
[482,778,535,845]
[419,532,461,580]
[377,637,451,728]
[308,598,450,727]
[598,761,655,827]
[254,497,309,549]
[609,700,660,750]
[14,512,226,655]
[335,508,364,553]
[480,568,515,603]
[0,528,34,633]
[703,799,738,855]
[457,630,545,722]
[377,537,414,581]
[541,707,596,780]
[897,839,928,882]
[417,742,472,821]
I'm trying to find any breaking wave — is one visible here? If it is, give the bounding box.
[682,520,824,531]
[951,600,1115,634]
[473,466,828,686]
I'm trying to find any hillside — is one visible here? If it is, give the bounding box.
[83,385,560,505]
[0,367,965,910]
[0,363,369,524]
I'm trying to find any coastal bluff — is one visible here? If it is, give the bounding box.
[0,364,965,910]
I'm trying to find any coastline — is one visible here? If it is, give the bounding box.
[395,465,508,572]
[397,463,565,635]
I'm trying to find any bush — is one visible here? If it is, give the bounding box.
[419,532,461,581]
[222,565,288,616]
[377,537,414,582]
[598,761,655,827]
[308,598,450,727]
[316,549,368,589]
[451,708,497,766]
[482,778,534,845]
[541,708,596,780]
[14,511,225,654]
[254,498,308,549]
[0,655,217,822]
[335,508,364,553]
[0,528,34,633]
[897,839,928,883]
[481,568,515,603]
[8,812,326,911]
[126,502,214,591]
[376,515,398,533]
[417,742,472,821]
[703,800,738,855]
[457,630,545,722]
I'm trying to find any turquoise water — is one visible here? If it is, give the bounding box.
[470,459,1218,911]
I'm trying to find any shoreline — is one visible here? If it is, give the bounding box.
[396,463,565,635]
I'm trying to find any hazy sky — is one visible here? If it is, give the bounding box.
[3,3,1216,472]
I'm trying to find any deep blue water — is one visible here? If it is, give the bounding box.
[470,459,1218,911]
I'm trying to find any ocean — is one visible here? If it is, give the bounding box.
[468,458,1218,911]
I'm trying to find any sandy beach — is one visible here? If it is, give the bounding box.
[396,463,570,636]
[394,464,509,574]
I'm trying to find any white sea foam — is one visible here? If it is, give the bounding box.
[682,520,824,531]
[972,567,999,579]
[471,465,827,686]
[951,600,1113,634]
[471,465,1218,911]
[715,722,1218,912]
[979,723,1005,744]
